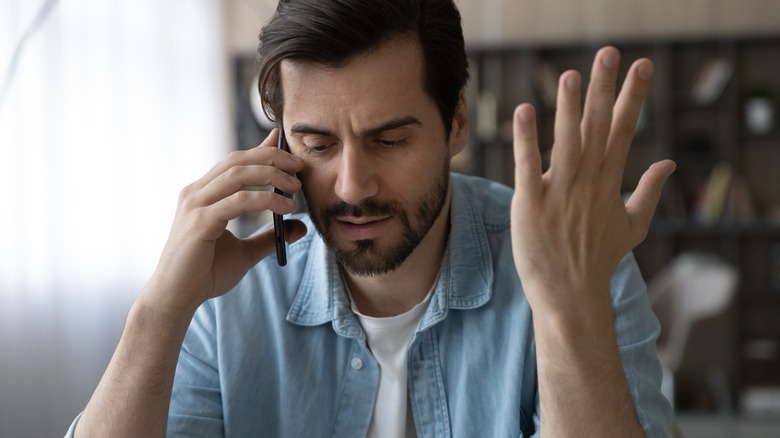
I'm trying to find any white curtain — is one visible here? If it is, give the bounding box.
[0,1,228,436]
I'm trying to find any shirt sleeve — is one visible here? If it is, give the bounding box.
[611,252,674,438]
[167,300,225,438]
[62,301,225,438]
[63,412,82,438]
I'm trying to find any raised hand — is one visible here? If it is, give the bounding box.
[510,45,676,436]
[509,45,678,435]
[510,46,676,314]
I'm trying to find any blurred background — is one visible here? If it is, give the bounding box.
[1,0,779,436]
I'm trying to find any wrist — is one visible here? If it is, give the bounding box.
[132,285,199,336]
[138,272,206,319]
[526,280,617,350]
[523,274,612,315]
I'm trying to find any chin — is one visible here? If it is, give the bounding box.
[333,236,414,276]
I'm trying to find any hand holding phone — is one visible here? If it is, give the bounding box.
[273,127,289,266]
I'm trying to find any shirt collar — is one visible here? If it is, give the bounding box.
[286,174,494,333]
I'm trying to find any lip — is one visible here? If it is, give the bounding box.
[335,215,392,241]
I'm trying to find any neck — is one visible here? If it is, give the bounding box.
[343,190,451,317]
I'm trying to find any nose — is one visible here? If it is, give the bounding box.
[334,142,378,206]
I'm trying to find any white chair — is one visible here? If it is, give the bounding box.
[647,252,739,412]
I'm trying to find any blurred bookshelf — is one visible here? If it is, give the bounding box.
[465,36,780,413]
[232,35,780,414]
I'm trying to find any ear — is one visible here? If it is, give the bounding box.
[448,89,469,158]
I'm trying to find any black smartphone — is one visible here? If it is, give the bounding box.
[273,127,288,266]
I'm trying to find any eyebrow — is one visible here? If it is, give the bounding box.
[289,116,422,138]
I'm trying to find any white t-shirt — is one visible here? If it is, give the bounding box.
[350,285,434,438]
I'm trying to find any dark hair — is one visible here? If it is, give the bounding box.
[256,0,469,137]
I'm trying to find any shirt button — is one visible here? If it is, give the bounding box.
[351,357,363,370]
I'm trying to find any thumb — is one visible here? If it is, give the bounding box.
[626,159,676,245]
[283,219,309,244]
[241,219,309,264]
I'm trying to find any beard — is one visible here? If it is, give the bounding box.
[304,158,450,276]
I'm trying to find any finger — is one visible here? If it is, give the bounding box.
[549,70,583,186]
[191,129,279,190]
[603,59,654,186]
[625,160,676,245]
[241,219,308,263]
[209,190,298,224]
[513,104,543,200]
[192,129,299,191]
[580,46,621,173]
[195,163,302,207]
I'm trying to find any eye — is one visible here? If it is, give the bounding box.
[302,143,333,154]
[375,138,408,149]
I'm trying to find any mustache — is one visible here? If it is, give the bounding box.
[322,199,403,219]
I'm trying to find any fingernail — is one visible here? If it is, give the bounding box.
[638,62,654,80]
[601,50,619,69]
[565,74,580,92]
[518,105,534,123]
[665,160,677,176]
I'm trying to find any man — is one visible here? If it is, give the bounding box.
[68,0,675,436]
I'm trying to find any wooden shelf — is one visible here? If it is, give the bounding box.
[648,220,780,238]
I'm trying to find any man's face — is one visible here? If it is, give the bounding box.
[280,36,466,276]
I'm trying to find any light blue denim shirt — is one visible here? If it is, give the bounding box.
[65,173,673,437]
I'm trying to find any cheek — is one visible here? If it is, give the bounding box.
[396,157,448,203]
[298,163,333,206]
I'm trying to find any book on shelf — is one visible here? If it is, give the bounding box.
[692,162,733,226]
[534,60,559,110]
[722,173,756,225]
[691,57,734,105]
[475,91,498,142]
[692,163,757,226]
